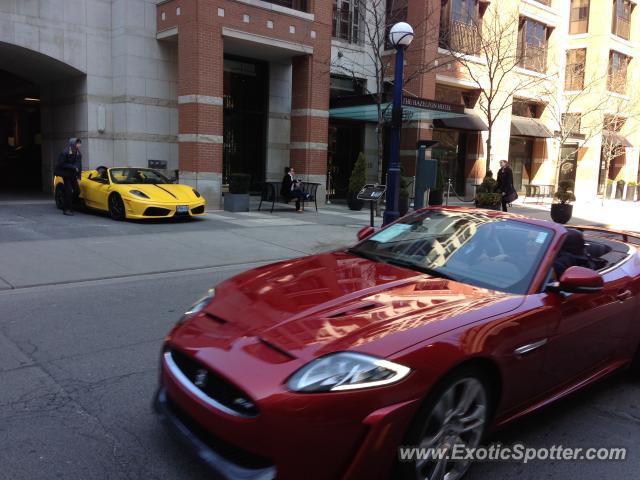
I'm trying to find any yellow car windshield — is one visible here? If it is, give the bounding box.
[110,168,171,185]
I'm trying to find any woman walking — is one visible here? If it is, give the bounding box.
[496,159,517,212]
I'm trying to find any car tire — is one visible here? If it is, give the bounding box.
[393,366,493,480]
[108,193,126,221]
[54,184,64,210]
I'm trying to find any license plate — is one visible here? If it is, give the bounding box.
[176,205,188,213]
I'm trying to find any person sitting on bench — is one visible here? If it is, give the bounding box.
[281,167,307,212]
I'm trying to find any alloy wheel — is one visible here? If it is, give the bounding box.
[414,377,488,480]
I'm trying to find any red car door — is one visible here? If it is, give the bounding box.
[540,266,634,389]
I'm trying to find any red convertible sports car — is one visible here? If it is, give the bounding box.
[154,207,640,480]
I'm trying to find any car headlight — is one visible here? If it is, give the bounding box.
[183,288,215,318]
[130,189,150,199]
[193,189,201,198]
[287,352,411,393]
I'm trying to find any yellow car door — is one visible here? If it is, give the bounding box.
[82,175,111,211]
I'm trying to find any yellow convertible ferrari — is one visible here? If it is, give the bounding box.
[54,167,206,220]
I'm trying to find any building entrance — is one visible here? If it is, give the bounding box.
[223,57,268,191]
[0,70,42,193]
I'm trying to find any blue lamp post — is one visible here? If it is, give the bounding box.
[383,22,415,226]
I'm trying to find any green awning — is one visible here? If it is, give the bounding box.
[329,94,466,123]
[511,116,553,138]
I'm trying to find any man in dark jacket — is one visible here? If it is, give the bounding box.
[552,228,613,278]
[496,160,516,212]
[56,138,83,215]
[280,167,307,212]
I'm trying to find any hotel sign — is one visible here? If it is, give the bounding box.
[402,97,464,114]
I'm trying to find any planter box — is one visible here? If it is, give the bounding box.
[223,193,250,212]
[615,183,625,200]
[428,190,444,206]
[625,186,637,202]
[605,184,613,198]
[550,203,573,224]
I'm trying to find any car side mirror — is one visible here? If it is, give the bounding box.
[357,226,375,241]
[548,266,604,294]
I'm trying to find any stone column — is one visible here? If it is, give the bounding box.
[177,22,223,208]
[290,55,329,202]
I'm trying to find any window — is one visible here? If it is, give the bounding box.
[612,0,632,40]
[565,49,586,90]
[330,75,366,99]
[608,50,629,93]
[269,0,308,12]
[385,0,408,49]
[434,84,478,108]
[569,0,589,34]
[604,114,626,131]
[518,18,548,72]
[562,113,582,135]
[512,100,542,118]
[332,0,362,44]
[439,0,482,55]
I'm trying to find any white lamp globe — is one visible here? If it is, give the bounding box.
[389,22,414,48]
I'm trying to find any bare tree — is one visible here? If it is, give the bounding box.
[439,4,557,171]
[543,73,611,188]
[598,74,640,197]
[331,0,448,185]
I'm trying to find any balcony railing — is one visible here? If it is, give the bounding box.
[439,20,481,56]
[269,0,308,12]
[518,44,547,73]
[612,16,631,40]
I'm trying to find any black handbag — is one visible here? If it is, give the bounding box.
[504,191,518,203]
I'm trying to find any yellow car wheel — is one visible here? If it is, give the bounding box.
[108,193,126,221]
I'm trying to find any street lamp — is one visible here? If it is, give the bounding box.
[383,22,414,226]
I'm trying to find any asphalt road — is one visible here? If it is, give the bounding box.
[0,202,639,480]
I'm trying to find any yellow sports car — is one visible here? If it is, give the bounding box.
[54,167,206,220]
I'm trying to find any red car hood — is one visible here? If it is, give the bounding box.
[202,252,524,359]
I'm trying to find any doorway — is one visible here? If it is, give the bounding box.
[432,129,466,195]
[0,70,42,193]
[327,121,364,199]
[223,57,268,191]
[509,137,533,192]
[558,144,578,187]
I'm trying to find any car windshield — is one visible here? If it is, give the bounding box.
[348,210,554,294]
[109,168,171,185]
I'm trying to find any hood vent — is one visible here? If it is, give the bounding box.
[326,301,381,318]
[204,312,227,325]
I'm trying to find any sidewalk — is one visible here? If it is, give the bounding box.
[1,194,636,291]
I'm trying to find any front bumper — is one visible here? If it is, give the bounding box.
[154,387,276,480]
[122,198,207,219]
[154,346,423,480]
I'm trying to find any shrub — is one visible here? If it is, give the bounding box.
[554,179,576,204]
[474,175,502,206]
[348,152,367,194]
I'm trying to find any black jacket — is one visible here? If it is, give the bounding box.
[281,173,294,197]
[55,138,82,177]
[496,166,515,195]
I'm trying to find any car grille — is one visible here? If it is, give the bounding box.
[191,205,205,214]
[163,392,273,470]
[169,349,259,417]
[143,207,171,216]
